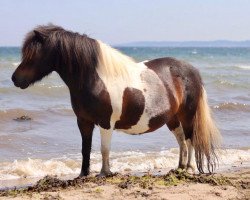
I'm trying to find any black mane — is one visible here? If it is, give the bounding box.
[23,24,100,87]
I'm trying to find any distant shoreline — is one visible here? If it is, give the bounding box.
[116,40,250,47]
[2,40,250,48]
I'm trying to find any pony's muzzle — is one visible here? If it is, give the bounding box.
[12,73,29,89]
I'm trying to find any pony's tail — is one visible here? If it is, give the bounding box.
[192,87,221,173]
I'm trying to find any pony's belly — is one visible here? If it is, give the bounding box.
[116,119,150,135]
[114,108,150,134]
[115,111,166,135]
[116,119,165,135]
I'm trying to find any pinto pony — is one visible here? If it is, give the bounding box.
[12,25,220,176]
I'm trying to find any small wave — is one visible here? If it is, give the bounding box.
[0,78,66,91]
[0,158,81,180]
[47,85,65,89]
[12,62,20,67]
[211,79,250,89]
[25,84,68,97]
[0,148,249,181]
[191,50,197,54]
[204,65,250,72]
[218,80,236,86]
[236,65,250,70]
[1,83,68,97]
[214,102,250,112]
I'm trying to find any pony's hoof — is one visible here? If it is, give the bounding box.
[177,164,187,170]
[96,171,114,178]
[78,171,89,178]
[78,174,88,178]
[186,165,195,174]
[75,175,87,180]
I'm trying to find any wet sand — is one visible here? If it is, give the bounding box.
[0,168,249,200]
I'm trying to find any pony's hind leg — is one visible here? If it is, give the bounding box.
[172,125,188,169]
[186,139,195,173]
[99,128,113,177]
[178,111,197,173]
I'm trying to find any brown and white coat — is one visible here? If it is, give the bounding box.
[12,25,221,176]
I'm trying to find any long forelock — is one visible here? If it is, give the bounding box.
[22,34,39,61]
[22,25,64,59]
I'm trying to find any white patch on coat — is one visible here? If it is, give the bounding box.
[100,127,112,175]
[186,139,195,168]
[96,41,177,134]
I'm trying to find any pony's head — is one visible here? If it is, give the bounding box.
[12,25,62,89]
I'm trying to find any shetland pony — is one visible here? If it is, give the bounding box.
[12,25,221,176]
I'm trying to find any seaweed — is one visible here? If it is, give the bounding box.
[0,170,238,197]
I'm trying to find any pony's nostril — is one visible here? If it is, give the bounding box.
[12,74,17,83]
[11,74,29,89]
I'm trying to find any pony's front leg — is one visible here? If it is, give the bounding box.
[77,119,94,177]
[99,128,113,177]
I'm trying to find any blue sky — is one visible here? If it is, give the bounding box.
[0,0,250,46]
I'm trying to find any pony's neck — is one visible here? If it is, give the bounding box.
[55,36,136,89]
[96,41,136,80]
[54,33,99,89]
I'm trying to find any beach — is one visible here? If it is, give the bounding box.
[0,47,250,198]
[0,168,249,200]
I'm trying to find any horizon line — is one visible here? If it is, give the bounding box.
[1,39,250,48]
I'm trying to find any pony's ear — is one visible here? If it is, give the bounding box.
[34,30,47,43]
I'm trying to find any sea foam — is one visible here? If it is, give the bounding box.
[237,65,250,70]
[0,148,249,181]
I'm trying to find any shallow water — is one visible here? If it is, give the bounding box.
[0,47,250,182]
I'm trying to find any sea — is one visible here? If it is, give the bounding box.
[0,46,250,187]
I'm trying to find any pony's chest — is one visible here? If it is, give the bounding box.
[70,85,113,130]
